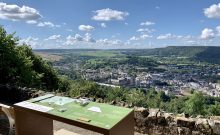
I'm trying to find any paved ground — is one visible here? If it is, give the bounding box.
[54,121,146,135]
[54,121,102,135]
[0,115,146,135]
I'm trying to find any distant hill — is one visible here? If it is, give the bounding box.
[122,46,220,64]
[34,46,220,64]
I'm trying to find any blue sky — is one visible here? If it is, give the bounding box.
[0,0,220,49]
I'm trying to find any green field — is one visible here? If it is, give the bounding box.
[35,52,63,62]
[34,96,133,129]
[80,51,123,57]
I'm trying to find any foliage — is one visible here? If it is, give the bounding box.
[67,78,220,116]
[125,56,158,67]
[126,89,148,107]
[122,46,220,64]
[184,92,205,116]
[207,102,220,116]
[165,97,187,114]
[0,26,69,91]
[106,87,126,102]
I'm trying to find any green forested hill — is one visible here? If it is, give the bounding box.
[194,47,220,64]
[122,46,220,64]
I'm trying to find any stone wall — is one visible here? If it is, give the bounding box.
[134,107,220,135]
[1,88,220,135]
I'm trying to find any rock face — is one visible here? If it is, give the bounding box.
[134,107,220,135]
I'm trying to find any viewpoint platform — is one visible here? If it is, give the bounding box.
[14,94,134,135]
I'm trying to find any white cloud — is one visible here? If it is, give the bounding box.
[156,33,187,40]
[37,21,60,28]
[0,2,41,21]
[100,23,106,28]
[65,33,95,45]
[129,36,139,41]
[45,35,61,40]
[216,26,220,36]
[129,34,152,41]
[187,40,197,44]
[137,28,154,33]
[92,8,129,21]
[0,2,62,28]
[65,34,83,45]
[140,34,152,39]
[176,35,183,39]
[157,33,173,39]
[157,34,193,41]
[19,36,39,48]
[124,41,131,45]
[204,3,220,18]
[74,34,84,41]
[111,39,122,45]
[78,25,95,31]
[183,35,193,40]
[65,33,124,46]
[96,39,109,44]
[20,36,38,43]
[65,34,81,45]
[26,20,37,24]
[140,21,155,26]
[97,39,122,45]
[200,28,215,40]
[84,33,96,43]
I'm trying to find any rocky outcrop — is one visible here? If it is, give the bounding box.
[134,107,220,135]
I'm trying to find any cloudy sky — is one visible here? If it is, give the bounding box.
[1,0,220,49]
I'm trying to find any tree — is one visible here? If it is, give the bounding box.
[0,27,38,87]
[165,97,186,114]
[207,102,220,116]
[107,87,125,102]
[184,92,205,116]
[158,91,170,102]
[126,89,148,107]
[0,26,70,91]
[69,79,99,97]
